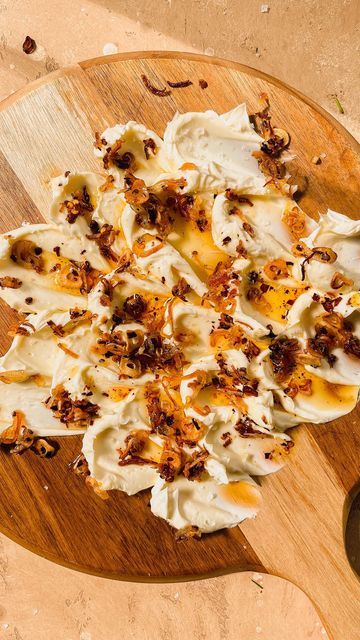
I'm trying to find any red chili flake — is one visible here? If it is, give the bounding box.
[89,219,100,234]
[235,417,263,437]
[22,36,36,54]
[141,74,171,97]
[219,313,234,329]
[166,79,193,88]
[243,339,261,360]
[113,151,135,170]
[199,79,208,89]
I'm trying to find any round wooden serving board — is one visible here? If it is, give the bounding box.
[0,52,359,639]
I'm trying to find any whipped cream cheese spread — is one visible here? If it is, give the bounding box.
[1,96,359,538]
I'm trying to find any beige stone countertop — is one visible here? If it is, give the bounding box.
[1,0,359,140]
[0,1,359,638]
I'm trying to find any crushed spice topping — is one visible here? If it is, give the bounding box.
[263,259,289,280]
[123,293,147,319]
[205,258,240,313]
[225,190,253,206]
[282,206,306,240]
[60,186,94,224]
[308,312,360,366]
[159,439,183,482]
[253,150,286,180]
[118,429,151,464]
[45,385,100,428]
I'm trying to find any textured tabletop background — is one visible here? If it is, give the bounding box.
[0,1,359,638]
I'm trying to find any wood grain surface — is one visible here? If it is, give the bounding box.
[0,52,359,640]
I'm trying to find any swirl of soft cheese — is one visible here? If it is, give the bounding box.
[50,172,102,232]
[180,350,274,430]
[160,105,267,194]
[0,310,63,376]
[212,192,317,261]
[121,203,208,296]
[0,223,109,312]
[284,289,360,386]
[203,421,292,476]
[162,299,220,362]
[0,311,86,435]
[276,378,359,423]
[88,269,170,324]
[95,122,165,186]
[212,192,260,257]
[303,210,360,290]
[51,318,156,413]
[50,171,128,245]
[150,472,261,533]
[253,346,360,423]
[82,390,160,494]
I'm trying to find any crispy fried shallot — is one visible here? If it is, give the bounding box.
[10,240,44,273]
[141,74,171,97]
[330,272,354,290]
[282,206,306,240]
[183,448,208,481]
[166,79,193,88]
[159,439,183,482]
[175,525,202,541]
[143,137,158,159]
[263,259,290,280]
[60,186,94,224]
[0,411,56,457]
